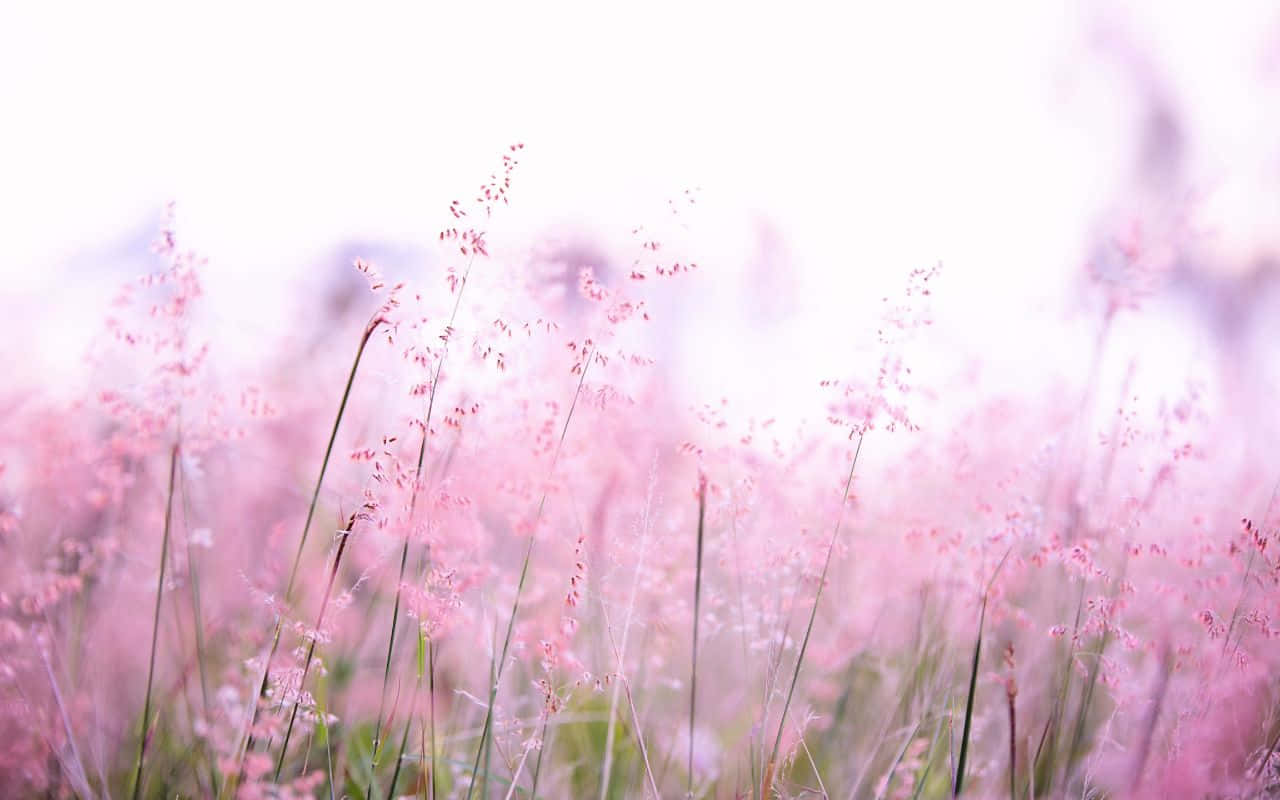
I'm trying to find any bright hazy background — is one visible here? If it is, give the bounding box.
[3,1,1278,419]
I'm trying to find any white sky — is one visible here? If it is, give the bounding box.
[2,1,1278,415]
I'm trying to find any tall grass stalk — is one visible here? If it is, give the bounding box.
[229,317,382,795]
[601,597,661,798]
[910,706,950,800]
[505,745,533,800]
[953,596,985,798]
[429,637,439,800]
[688,477,706,798]
[178,453,219,796]
[464,348,593,800]
[1063,626,1112,787]
[131,442,179,800]
[1006,679,1017,800]
[1129,644,1170,792]
[370,245,481,796]
[1031,578,1085,795]
[724,471,759,800]
[599,461,657,800]
[287,318,382,601]
[273,511,358,779]
[954,550,1010,797]
[380,627,432,800]
[528,716,551,799]
[385,685,418,800]
[1064,553,1127,789]
[849,644,945,800]
[316,680,337,800]
[874,717,925,800]
[763,433,863,797]
[36,645,94,799]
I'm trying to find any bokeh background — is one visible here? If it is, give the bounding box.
[4,1,1278,419]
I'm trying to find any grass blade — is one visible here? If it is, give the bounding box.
[274,511,357,780]
[231,319,382,795]
[953,596,985,797]
[131,442,179,800]
[689,476,707,798]
[955,549,1010,797]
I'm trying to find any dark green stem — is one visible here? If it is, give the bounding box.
[131,443,179,800]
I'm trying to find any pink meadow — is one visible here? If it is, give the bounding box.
[4,5,1280,799]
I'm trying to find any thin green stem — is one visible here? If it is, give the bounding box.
[954,550,1011,797]
[370,248,480,795]
[465,348,594,800]
[131,442,179,800]
[954,597,986,797]
[178,450,220,797]
[689,479,706,798]
[274,512,357,780]
[763,434,863,797]
[529,716,551,800]
[230,319,381,796]
[430,638,438,800]
[287,320,379,599]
